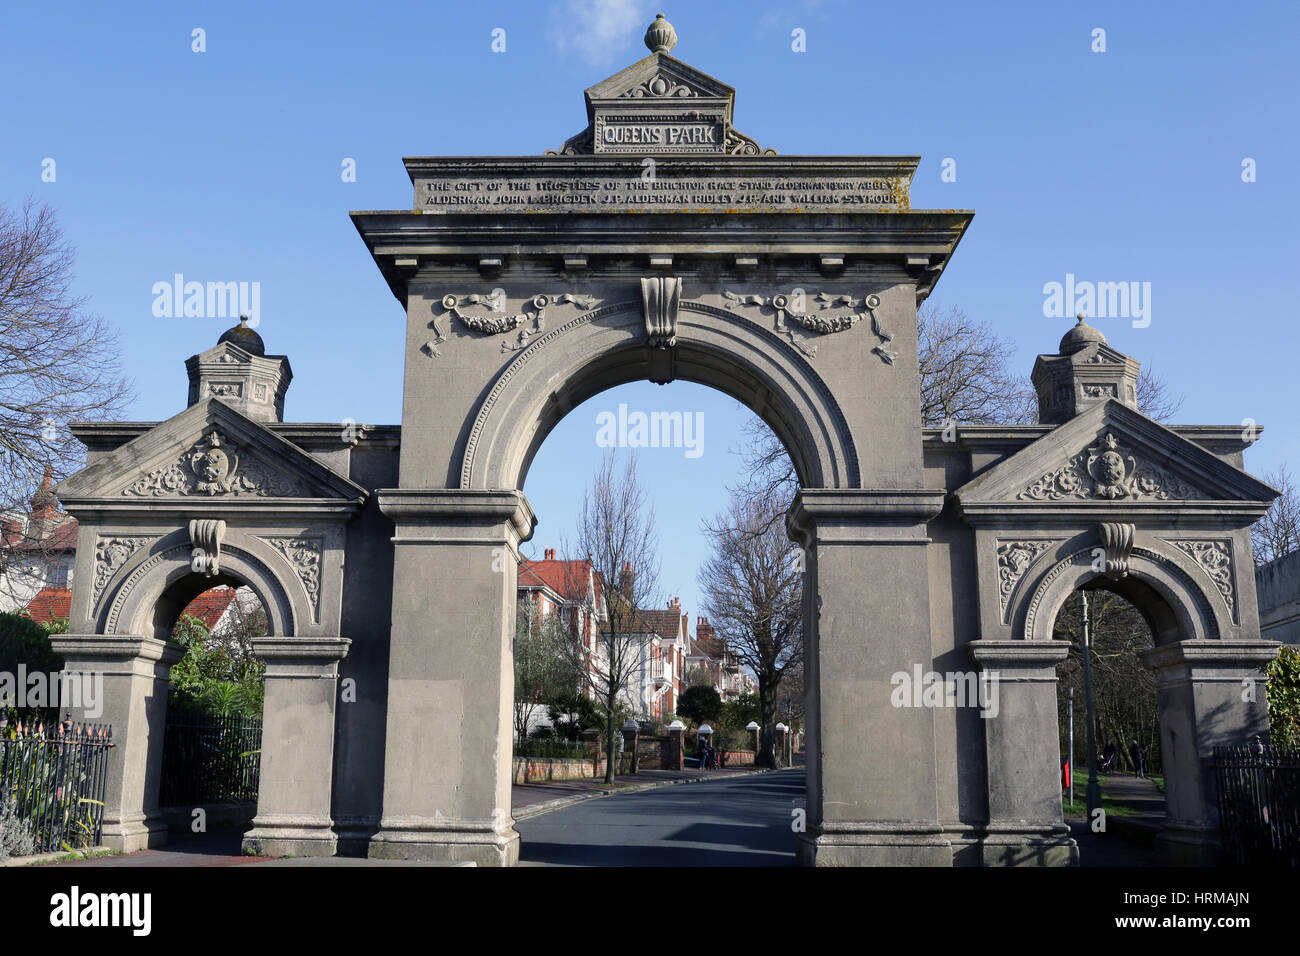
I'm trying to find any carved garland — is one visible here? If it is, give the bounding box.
[261,536,324,623]
[1017,432,1198,502]
[721,291,893,362]
[432,293,597,356]
[123,430,310,498]
[1168,539,1237,621]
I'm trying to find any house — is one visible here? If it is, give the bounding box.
[516,549,608,699]
[691,616,754,701]
[0,469,78,614]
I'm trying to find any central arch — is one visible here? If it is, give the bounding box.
[460,301,861,493]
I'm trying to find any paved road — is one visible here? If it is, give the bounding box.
[516,768,804,866]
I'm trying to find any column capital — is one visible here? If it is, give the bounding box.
[967,639,1071,679]
[786,488,946,545]
[51,634,185,670]
[1142,639,1278,677]
[252,636,351,679]
[377,488,536,542]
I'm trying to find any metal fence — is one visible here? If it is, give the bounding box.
[1213,744,1300,866]
[159,710,262,807]
[0,720,114,854]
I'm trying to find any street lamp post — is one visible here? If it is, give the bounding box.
[1081,591,1102,819]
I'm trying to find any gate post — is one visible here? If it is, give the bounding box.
[1142,639,1274,865]
[789,488,950,866]
[368,489,534,865]
[49,634,184,852]
[967,640,1078,865]
[242,637,351,857]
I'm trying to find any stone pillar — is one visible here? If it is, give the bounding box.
[242,637,351,858]
[773,726,787,768]
[665,725,684,770]
[49,634,184,852]
[1141,640,1274,866]
[967,640,1078,866]
[622,723,639,775]
[789,489,950,866]
[368,489,534,866]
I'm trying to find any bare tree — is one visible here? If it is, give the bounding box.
[699,491,803,767]
[562,451,660,782]
[1253,464,1300,566]
[1134,365,1183,424]
[918,304,1036,427]
[0,199,131,565]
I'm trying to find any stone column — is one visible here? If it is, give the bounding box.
[242,637,351,858]
[967,640,1077,866]
[368,489,534,866]
[789,488,950,866]
[773,725,787,767]
[1141,639,1274,866]
[49,634,184,852]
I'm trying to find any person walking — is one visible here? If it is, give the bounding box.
[1128,739,1145,779]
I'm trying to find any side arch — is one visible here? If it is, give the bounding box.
[1014,543,1228,645]
[96,529,298,639]
[460,300,861,491]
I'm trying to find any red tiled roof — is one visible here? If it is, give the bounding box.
[518,558,594,602]
[22,587,71,623]
[179,587,237,629]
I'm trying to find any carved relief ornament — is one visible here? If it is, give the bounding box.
[1017,432,1196,502]
[722,290,893,362]
[429,292,597,356]
[123,430,309,498]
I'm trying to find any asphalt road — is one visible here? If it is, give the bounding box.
[516,768,804,866]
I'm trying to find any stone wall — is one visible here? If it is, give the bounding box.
[1257,549,1300,645]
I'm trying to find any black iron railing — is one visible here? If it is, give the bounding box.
[159,710,262,807]
[0,720,114,854]
[1213,744,1300,866]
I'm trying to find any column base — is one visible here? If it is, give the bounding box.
[242,814,338,858]
[980,824,1079,867]
[368,817,519,867]
[102,812,171,853]
[797,824,953,866]
[1155,822,1220,866]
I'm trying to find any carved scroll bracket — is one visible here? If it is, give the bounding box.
[641,277,681,349]
[1097,522,1135,579]
[189,518,227,578]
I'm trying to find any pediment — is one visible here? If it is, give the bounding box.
[586,53,734,105]
[954,400,1277,506]
[56,398,366,503]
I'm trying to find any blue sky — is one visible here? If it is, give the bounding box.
[3,1,1296,622]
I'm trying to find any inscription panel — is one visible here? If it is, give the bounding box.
[410,159,913,214]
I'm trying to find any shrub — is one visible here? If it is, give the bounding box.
[0,795,37,862]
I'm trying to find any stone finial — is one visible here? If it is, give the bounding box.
[644,13,677,54]
[1058,312,1107,356]
[1031,314,1140,424]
